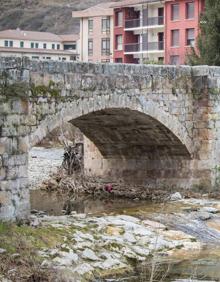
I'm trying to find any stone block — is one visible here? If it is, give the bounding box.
[0,144,5,154]
[0,168,6,181]
[0,191,11,205]
[0,137,18,154]
[0,103,10,114]
[4,154,27,166]
[198,129,214,140]
[6,165,27,180]
[18,136,29,153]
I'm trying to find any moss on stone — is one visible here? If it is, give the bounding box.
[0,81,29,98]
[30,80,61,98]
[209,88,220,96]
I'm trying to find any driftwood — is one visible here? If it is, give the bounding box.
[62,143,83,175]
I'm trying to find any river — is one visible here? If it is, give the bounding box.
[29,147,220,281]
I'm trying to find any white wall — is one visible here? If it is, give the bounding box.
[0,39,64,50]
[0,51,72,61]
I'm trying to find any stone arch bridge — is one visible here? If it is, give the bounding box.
[1,57,220,220]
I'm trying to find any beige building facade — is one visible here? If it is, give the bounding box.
[0,29,80,61]
[73,3,117,63]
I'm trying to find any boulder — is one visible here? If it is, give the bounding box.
[170,192,182,201]
[82,248,100,261]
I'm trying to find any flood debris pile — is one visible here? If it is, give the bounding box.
[40,173,175,202]
[62,143,84,176]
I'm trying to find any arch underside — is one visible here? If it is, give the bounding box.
[71,108,190,159]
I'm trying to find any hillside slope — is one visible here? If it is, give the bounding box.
[0,0,117,34]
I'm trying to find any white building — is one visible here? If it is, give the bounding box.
[0,29,80,61]
[72,3,117,63]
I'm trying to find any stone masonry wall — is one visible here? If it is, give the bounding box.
[0,57,220,220]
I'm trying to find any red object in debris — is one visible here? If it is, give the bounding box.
[105,184,113,193]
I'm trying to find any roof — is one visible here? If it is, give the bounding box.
[72,2,117,18]
[0,29,79,43]
[0,47,78,56]
[111,0,164,8]
[59,34,79,42]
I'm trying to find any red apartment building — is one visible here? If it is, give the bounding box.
[112,0,165,64]
[111,0,205,65]
[165,0,205,64]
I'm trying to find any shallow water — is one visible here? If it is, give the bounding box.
[30,190,198,217]
[30,190,220,281]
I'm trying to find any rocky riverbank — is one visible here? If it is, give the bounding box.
[2,196,220,281]
[33,212,202,281]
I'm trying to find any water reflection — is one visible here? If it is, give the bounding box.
[30,190,151,216]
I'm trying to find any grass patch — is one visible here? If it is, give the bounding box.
[0,221,67,281]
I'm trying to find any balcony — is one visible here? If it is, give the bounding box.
[143,16,164,26]
[125,16,164,29]
[125,18,140,29]
[124,41,164,53]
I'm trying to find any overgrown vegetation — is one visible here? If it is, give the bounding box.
[187,1,220,66]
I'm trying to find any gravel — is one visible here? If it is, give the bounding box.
[28,146,63,189]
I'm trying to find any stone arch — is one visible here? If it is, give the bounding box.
[30,93,193,158]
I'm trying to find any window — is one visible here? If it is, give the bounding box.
[115,58,123,63]
[46,57,51,60]
[88,18,93,34]
[116,11,123,26]
[70,55,77,61]
[171,4,179,21]
[32,56,39,60]
[88,39,93,56]
[4,40,8,47]
[101,38,110,55]
[186,2,194,19]
[62,57,66,61]
[158,57,164,63]
[43,43,47,49]
[35,43,39,48]
[186,28,195,46]
[20,41,24,48]
[101,59,110,63]
[52,44,55,49]
[9,41,13,47]
[102,17,110,33]
[57,44,60,50]
[31,42,34,48]
[171,29,179,46]
[170,55,180,65]
[116,35,123,50]
[64,44,76,50]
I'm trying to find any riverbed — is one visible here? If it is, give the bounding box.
[30,190,220,281]
[28,147,220,281]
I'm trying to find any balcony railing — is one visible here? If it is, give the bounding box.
[125,16,164,29]
[125,18,140,29]
[124,41,164,53]
[124,43,140,52]
[143,16,164,26]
